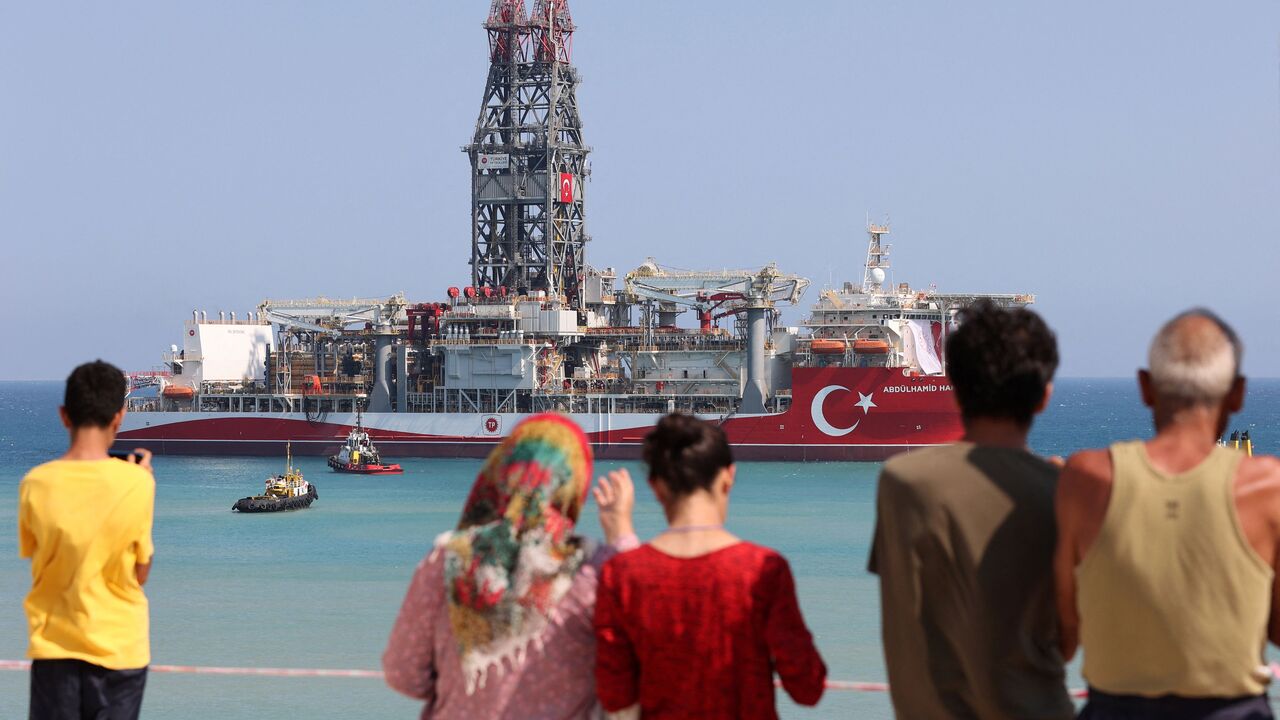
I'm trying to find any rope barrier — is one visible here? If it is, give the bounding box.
[0,660,380,679]
[0,660,1054,694]
[4,659,1278,698]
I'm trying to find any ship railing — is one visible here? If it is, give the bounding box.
[402,387,750,415]
[432,337,535,347]
[409,387,523,414]
[126,398,164,412]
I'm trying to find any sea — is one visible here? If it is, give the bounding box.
[1,378,1278,719]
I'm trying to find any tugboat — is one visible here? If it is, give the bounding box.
[328,406,403,475]
[233,443,318,512]
[1225,430,1255,457]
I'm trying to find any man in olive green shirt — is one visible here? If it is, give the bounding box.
[869,300,1072,719]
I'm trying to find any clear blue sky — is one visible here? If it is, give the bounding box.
[2,1,1277,380]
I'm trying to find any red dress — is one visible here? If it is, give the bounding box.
[594,542,827,719]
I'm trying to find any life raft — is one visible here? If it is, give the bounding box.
[852,339,891,354]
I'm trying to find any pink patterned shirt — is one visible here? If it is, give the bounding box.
[384,534,640,720]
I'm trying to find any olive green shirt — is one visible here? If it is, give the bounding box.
[869,443,1073,719]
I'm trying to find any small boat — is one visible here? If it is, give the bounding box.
[233,443,318,512]
[328,406,403,475]
[1224,430,1254,457]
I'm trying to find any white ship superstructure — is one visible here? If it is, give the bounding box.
[804,224,1032,372]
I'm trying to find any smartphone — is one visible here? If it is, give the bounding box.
[108,452,142,464]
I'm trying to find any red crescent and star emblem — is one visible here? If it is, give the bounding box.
[811,385,877,437]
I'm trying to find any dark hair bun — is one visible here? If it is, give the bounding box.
[642,414,733,497]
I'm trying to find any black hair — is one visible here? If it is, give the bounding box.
[945,300,1059,426]
[63,360,128,428]
[642,413,733,497]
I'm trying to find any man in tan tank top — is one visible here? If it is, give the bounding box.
[1056,309,1280,719]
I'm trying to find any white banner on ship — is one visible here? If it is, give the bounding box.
[903,319,944,375]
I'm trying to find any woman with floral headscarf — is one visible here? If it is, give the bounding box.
[384,414,637,719]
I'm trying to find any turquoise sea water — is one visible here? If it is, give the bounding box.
[2,379,1279,719]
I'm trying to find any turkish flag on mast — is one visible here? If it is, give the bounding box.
[559,173,575,203]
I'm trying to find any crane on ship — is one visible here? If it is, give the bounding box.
[623,261,809,413]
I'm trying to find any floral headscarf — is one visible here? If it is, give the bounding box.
[434,413,593,693]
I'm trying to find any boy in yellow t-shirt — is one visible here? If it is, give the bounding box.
[18,360,155,720]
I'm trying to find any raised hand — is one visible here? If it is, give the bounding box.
[594,469,636,545]
[130,448,154,474]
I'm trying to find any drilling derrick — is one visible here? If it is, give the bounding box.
[468,0,590,308]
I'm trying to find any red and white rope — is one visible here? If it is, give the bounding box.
[0,660,379,679]
[5,659,1278,697]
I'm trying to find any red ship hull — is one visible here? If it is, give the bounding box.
[118,368,962,462]
[327,459,404,475]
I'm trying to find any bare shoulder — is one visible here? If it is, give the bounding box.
[1060,449,1113,490]
[1235,454,1280,506]
[1056,449,1115,519]
[1239,453,1280,477]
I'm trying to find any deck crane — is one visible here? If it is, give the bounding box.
[257,294,408,411]
[623,261,809,413]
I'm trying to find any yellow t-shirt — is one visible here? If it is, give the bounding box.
[18,458,155,670]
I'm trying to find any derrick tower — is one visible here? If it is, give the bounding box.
[467,0,590,308]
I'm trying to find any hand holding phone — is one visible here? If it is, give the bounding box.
[109,449,154,473]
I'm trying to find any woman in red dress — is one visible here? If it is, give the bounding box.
[593,413,827,719]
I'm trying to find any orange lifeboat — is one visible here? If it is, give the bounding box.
[853,339,891,354]
[811,339,847,354]
[161,385,196,399]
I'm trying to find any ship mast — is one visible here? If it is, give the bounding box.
[862,222,891,294]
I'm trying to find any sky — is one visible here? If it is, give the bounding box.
[2,1,1278,380]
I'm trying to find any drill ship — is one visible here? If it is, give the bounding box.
[117,0,1032,461]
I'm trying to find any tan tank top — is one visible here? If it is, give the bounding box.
[1077,441,1273,697]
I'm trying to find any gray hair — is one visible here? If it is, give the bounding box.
[1147,308,1242,406]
